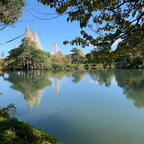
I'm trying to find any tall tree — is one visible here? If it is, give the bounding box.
[7,37,51,70]
[71,48,86,64]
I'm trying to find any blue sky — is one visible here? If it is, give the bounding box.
[0,0,118,57]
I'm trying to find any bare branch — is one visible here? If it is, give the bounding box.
[0,34,24,45]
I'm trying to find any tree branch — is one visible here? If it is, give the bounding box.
[0,34,24,45]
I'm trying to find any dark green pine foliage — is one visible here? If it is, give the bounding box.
[7,37,52,70]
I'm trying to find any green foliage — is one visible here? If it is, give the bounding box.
[0,104,16,119]
[63,55,72,64]
[38,0,144,49]
[51,62,76,70]
[7,38,51,70]
[0,106,61,144]
[114,31,144,69]
[76,64,85,70]
[71,48,86,64]
[84,25,144,69]
[0,104,16,116]
[0,0,25,30]
[50,51,64,63]
[86,48,110,64]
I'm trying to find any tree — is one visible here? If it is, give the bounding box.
[38,0,144,49]
[86,47,111,64]
[71,48,86,64]
[0,0,25,31]
[50,51,64,62]
[63,55,72,64]
[113,25,144,68]
[116,24,144,51]
[7,37,51,70]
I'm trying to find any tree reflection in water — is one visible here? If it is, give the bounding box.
[72,71,86,83]
[89,70,114,87]
[4,71,73,111]
[3,69,144,110]
[4,71,51,111]
[50,71,73,95]
[89,69,144,108]
[114,69,144,108]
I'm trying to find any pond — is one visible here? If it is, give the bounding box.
[0,70,144,144]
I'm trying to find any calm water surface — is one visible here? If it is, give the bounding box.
[1,70,144,144]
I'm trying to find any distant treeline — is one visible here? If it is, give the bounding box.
[0,26,144,71]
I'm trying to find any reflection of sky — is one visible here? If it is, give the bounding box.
[1,72,144,144]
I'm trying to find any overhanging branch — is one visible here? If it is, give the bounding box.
[0,34,24,45]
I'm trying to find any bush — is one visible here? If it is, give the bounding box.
[0,106,61,144]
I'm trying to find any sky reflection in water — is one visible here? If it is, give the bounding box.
[1,70,144,144]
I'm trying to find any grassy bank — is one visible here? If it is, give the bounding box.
[0,108,61,144]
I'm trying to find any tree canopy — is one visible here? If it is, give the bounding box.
[71,48,86,64]
[7,37,51,70]
[38,0,144,49]
[0,0,25,30]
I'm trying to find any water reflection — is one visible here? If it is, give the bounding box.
[89,70,114,87]
[3,71,74,111]
[2,70,144,110]
[4,71,51,111]
[72,71,86,83]
[2,70,144,144]
[114,69,144,108]
[50,71,72,95]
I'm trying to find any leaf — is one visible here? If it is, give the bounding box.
[132,11,136,17]
[109,16,112,20]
